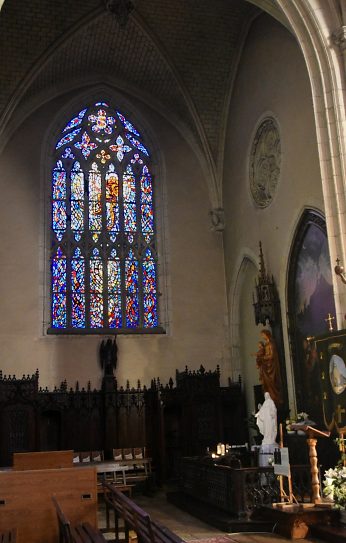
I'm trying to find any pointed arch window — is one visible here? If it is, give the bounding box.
[49,101,161,333]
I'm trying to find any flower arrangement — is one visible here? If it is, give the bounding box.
[322,465,346,509]
[296,411,309,422]
[285,418,295,432]
[285,412,309,432]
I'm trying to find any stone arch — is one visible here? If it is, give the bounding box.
[228,251,261,411]
[270,0,346,324]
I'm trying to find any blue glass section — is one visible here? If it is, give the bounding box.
[56,128,81,149]
[116,111,140,137]
[126,134,149,156]
[62,109,87,133]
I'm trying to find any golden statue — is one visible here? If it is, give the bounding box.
[254,329,282,406]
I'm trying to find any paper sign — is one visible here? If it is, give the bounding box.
[274,447,290,477]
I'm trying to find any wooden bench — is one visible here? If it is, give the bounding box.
[0,530,16,543]
[13,450,74,470]
[52,496,106,543]
[0,466,97,543]
[102,482,183,543]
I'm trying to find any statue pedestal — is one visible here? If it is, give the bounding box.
[258,443,277,467]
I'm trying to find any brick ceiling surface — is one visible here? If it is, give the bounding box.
[0,0,257,163]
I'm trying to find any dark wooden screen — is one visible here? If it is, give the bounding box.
[0,367,246,482]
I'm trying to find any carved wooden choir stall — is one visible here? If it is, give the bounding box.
[0,362,246,484]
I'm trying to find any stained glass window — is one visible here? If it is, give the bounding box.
[49,102,159,333]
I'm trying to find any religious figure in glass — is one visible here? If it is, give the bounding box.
[50,101,159,333]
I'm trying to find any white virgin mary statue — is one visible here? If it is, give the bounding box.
[256,391,278,445]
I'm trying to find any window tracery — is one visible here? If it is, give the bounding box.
[49,101,159,333]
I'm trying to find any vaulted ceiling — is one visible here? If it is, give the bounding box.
[0,0,291,205]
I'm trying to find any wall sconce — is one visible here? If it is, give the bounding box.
[253,242,280,326]
[335,258,346,284]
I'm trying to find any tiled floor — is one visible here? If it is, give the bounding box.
[97,489,328,543]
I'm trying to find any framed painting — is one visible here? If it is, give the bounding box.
[287,209,336,423]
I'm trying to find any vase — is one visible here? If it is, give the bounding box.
[340,509,346,525]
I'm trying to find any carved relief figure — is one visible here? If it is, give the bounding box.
[250,117,281,208]
[255,329,282,405]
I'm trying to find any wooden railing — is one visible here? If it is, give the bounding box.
[102,482,183,543]
[177,457,315,517]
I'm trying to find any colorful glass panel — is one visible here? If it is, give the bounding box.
[90,250,103,328]
[90,295,103,328]
[71,201,84,232]
[61,147,75,160]
[71,248,85,328]
[105,164,119,233]
[125,250,139,327]
[63,108,87,133]
[124,205,136,232]
[52,201,67,236]
[88,163,102,232]
[116,111,140,137]
[140,166,152,202]
[51,102,158,331]
[108,259,121,292]
[123,166,136,201]
[88,109,115,134]
[143,249,157,327]
[75,131,98,159]
[143,294,158,327]
[71,161,84,235]
[52,294,67,328]
[108,295,122,328]
[141,205,153,233]
[52,161,66,200]
[71,161,84,199]
[143,249,156,293]
[109,135,131,162]
[56,128,81,149]
[52,247,67,328]
[131,153,143,165]
[108,256,122,328]
[123,165,136,232]
[126,134,149,156]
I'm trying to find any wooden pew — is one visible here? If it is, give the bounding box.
[0,530,16,543]
[52,496,106,543]
[102,483,183,543]
[13,450,73,470]
[0,467,97,543]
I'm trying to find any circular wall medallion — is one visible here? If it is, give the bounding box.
[249,117,281,208]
